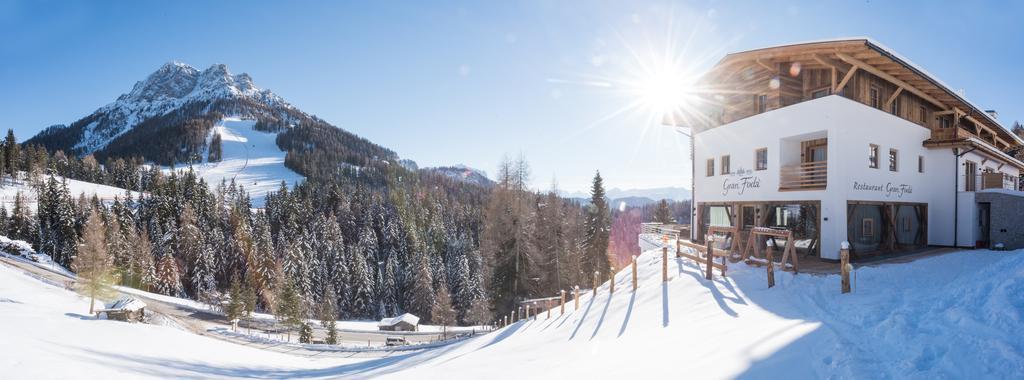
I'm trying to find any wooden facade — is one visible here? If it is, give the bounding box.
[690,39,1022,164]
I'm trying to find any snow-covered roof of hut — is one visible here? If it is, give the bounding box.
[378,313,419,327]
[98,296,147,312]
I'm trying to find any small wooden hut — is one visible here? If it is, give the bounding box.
[378,313,419,331]
[97,296,147,322]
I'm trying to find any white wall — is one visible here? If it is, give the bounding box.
[693,96,968,259]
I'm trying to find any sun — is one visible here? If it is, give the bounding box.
[634,65,697,119]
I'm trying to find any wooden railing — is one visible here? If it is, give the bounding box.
[929,127,973,141]
[779,161,827,190]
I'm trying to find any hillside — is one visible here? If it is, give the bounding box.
[3,244,1022,378]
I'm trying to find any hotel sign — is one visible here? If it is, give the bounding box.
[722,171,761,196]
[853,181,913,198]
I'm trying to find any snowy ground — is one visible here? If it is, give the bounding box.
[3,246,1022,378]
[171,117,304,207]
[0,263,363,379]
[0,175,136,211]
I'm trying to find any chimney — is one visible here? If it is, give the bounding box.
[985,109,998,120]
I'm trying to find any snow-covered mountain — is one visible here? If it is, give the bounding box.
[28,61,372,168]
[563,186,691,202]
[80,62,291,151]
[426,165,494,187]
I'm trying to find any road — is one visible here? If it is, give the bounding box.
[0,255,478,359]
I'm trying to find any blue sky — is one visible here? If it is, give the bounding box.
[1,1,1022,193]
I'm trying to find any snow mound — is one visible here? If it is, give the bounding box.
[176,117,304,207]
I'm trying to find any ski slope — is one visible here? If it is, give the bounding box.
[180,117,304,207]
[3,246,1023,378]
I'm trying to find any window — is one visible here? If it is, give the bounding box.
[755,94,767,113]
[919,106,928,124]
[811,88,830,99]
[755,148,768,171]
[939,116,951,129]
[869,144,879,169]
[862,218,875,238]
[889,149,898,172]
[965,160,977,191]
[918,155,924,173]
[890,96,901,116]
[869,87,880,108]
[721,155,731,174]
[706,158,715,177]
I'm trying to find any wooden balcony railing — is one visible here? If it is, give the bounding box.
[779,161,827,190]
[930,127,973,142]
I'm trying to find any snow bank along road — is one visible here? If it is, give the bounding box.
[3,247,1023,378]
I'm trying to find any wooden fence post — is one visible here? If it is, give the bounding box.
[676,238,681,258]
[662,247,668,282]
[705,235,714,280]
[560,290,566,314]
[631,255,638,291]
[547,303,551,319]
[526,304,530,320]
[841,241,851,294]
[766,241,775,288]
[574,286,580,310]
[593,271,599,296]
[609,269,615,294]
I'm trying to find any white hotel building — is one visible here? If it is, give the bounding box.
[681,38,1024,261]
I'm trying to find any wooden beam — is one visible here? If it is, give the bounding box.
[835,52,949,110]
[835,66,858,93]
[934,110,956,116]
[885,87,904,109]
[755,58,776,74]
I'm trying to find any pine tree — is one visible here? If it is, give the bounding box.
[154,251,183,297]
[465,298,493,327]
[225,276,245,329]
[72,207,114,314]
[298,323,313,344]
[318,285,338,329]
[325,318,338,345]
[130,230,157,291]
[275,278,302,342]
[654,199,674,224]
[348,223,376,317]
[582,171,611,281]
[4,129,18,177]
[208,133,223,162]
[432,282,456,339]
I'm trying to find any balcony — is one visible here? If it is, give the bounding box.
[981,172,1019,191]
[779,161,827,191]
[929,127,973,142]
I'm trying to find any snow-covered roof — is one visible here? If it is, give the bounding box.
[378,313,419,327]
[719,37,1024,146]
[99,296,146,312]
